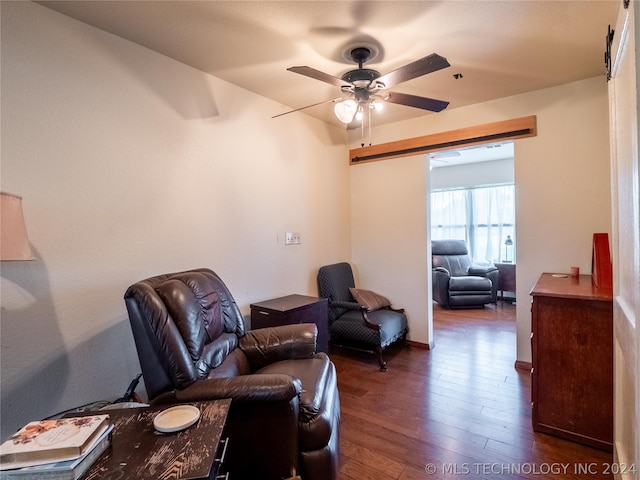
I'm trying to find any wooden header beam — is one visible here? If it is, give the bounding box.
[349,115,537,164]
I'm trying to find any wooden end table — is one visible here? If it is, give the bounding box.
[495,262,516,302]
[78,399,231,480]
[250,294,329,353]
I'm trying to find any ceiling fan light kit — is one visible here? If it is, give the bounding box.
[334,98,358,123]
[371,99,384,112]
[280,46,451,137]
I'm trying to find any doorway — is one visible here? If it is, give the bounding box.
[428,141,516,304]
[349,116,536,349]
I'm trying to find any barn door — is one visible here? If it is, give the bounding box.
[607,1,639,476]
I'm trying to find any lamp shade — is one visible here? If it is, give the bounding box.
[1,192,34,261]
[334,99,357,123]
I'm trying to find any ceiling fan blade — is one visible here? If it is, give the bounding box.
[272,97,342,118]
[287,66,352,88]
[385,92,449,112]
[376,53,450,89]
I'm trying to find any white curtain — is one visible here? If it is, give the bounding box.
[431,184,515,264]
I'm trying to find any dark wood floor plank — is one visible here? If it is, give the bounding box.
[340,437,405,478]
[333,302,613,479]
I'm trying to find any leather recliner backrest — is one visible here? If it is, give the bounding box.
[124,268,245,400]
[432,239,473,277]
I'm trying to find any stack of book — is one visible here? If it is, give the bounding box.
[0,414,112,480]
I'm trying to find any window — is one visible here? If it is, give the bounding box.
[431,184,515,264]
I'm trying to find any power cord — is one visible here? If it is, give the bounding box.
[114,373,142,403]
[43,373,144,419]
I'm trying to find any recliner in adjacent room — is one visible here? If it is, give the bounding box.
[431,239,499,308]
[124,268,340,480]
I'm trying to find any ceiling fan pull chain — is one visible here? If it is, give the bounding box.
[368,106,372,146]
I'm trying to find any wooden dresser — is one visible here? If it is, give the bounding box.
[530,273,613,451]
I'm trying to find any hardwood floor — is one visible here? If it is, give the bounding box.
[332,302,614,480]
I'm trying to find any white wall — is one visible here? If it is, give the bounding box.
[0,2,350,439]
[350,76,611,357]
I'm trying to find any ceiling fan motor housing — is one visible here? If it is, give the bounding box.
[354,88,371,103]
[341,68,381,87]
[341,47,383,88]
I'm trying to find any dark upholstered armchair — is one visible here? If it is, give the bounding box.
[317,262,408,371]
[124,268,340,480]
[431,239,499,308]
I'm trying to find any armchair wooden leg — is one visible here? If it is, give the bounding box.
[377,346,388,371]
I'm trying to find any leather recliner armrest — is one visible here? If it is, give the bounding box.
[470,265,500,302]
[173,374,302,480]
[154,374,302,405]
[468,265,498,276]
[240,323,317,370]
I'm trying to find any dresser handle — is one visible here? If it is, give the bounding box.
[258,311,269,315]
[216,473,230,480]
[215,437,229,464]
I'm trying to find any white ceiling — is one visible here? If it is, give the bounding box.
[429,141,514,168]
[37,1,618,129]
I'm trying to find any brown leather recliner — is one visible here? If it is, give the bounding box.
[124,268,340,480]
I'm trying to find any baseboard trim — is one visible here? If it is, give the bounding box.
[408,340,433,350]
[514,360,532,371]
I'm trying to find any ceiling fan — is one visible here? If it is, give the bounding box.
[274,46,451,127]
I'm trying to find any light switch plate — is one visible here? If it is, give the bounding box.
[285,232,301,245]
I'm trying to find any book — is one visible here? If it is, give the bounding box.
[0,415,110,469]
[0,425,112,480]
[591,232,613,289]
